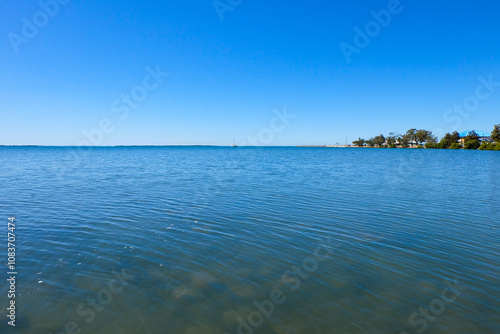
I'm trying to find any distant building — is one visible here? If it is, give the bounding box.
[458,130,492,145]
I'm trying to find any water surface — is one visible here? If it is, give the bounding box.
[0,147,498,333]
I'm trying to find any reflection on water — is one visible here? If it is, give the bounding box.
[0,147,498,333]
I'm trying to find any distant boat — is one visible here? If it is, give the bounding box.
[231,139,237,147]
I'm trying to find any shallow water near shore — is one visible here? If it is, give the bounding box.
[0,147,499,333]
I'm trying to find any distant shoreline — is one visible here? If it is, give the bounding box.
[0,145,220,147]
[0,145,347,147]
[0,144,497,149]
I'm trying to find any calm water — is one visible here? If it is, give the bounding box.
[0,147,498,334]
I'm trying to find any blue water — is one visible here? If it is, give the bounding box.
[0,147,499,333]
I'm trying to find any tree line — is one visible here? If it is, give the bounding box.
[352,124,500,150]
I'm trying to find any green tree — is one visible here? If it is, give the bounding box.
[425,141,436,149]
[439,133,452,149]
[464,140,480,150]
[464,131,480,149]
[479,142,495,150]
[398,134,411,148]
[450,131,460,143]
[373,134,385,147]
[415,130,436,145]
[438,132,460,149]
[491,124,500,142]
[386,134,397,147]
[405,129,417,147]
[352,138,365,147]
[465,130,479,142]
[365,138,375,147]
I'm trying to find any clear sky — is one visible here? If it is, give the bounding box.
[1,0,499,146]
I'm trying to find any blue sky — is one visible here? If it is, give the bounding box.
[1,0,499,145]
